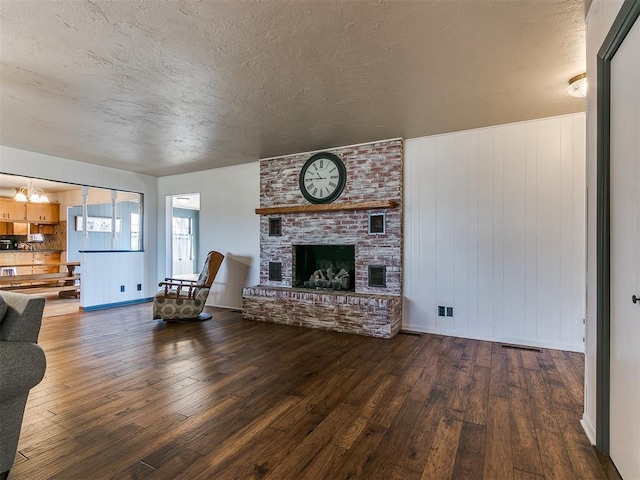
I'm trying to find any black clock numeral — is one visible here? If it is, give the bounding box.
[328,181,336,188]
[329,167,336,173]
[313,188,318,196]
[305,177,313,182]
[313,163,318,170]
[319,188,324,196]
[308,183,315,190]
[320,160,324,168]
[330,175,338,179]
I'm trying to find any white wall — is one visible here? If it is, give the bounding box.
[404,114,586,352]
[583,0,625,445]
[0,145,158,307]
[157,163,260,309]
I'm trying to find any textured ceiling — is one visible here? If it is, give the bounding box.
[0,0,586,177]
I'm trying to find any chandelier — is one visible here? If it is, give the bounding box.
[14,182,49,203]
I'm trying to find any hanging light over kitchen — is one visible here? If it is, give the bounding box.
[14,182,49,203]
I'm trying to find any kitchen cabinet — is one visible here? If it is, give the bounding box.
[0,222,28,235]
[13,223,28,235]
[30,223,55,234]
[32,251,59,265]
[26,203,59,224]
[0,252,18,266]
[0,199,27,222]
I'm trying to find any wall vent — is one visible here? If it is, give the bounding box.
[500,344,541,353]
[399,330,422,336]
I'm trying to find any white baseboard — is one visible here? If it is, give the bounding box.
[580,413,597,445]
[401,323,585,353]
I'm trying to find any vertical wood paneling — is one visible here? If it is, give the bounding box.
[404,114,586,351]
[404,141,418,325]
[80,252,147,308]
[437,135,456,329]
[477,129,495,337]
[525,123,539,343]
[454,133,470,332]
[503,124,527,341]
[559,116,576,347]
[467,131,480,335]
[492,127,505,338]
[536,119,562,345]
[422,139,438,329]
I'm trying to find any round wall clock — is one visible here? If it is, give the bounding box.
[299,152,347,204]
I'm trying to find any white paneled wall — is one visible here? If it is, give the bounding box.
[80,252,146,309]
[404,114,586,351]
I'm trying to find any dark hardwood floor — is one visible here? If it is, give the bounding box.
[10,303,620,480]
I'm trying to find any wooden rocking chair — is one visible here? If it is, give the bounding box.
[152,251,224,321]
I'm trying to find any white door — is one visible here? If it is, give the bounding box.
[609,16,640,480]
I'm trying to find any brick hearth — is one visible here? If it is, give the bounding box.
[242,287,402,339]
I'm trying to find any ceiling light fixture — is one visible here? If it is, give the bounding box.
[14,182,49,203]
[567,72,587,97]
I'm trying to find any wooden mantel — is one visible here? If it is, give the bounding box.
[255,200,397,215]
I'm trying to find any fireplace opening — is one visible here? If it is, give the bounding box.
[293,244,355,291]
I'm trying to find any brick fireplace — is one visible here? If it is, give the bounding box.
[242,138,403,338]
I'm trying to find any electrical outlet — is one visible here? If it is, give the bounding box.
[137,284,142,291]
[446,307,453,317]
[438,306,445,316]
[120,285,125,292]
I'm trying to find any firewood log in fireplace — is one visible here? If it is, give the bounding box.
[306,268,351,290]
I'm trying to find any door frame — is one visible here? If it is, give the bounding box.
[595,0,640,454]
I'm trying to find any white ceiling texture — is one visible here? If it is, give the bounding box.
[0,0,586,177]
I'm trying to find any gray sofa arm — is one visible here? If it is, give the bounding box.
[0,292,45,343]
[0,342,46,401]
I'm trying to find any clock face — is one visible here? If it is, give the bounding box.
[299,152,346,204]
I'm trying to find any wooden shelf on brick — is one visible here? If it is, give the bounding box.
[255,200,397,215]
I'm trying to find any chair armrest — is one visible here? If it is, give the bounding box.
[0,342,46,401]
[162,277,198,284]
[157,281,206,299]
[0,292,45,343]
[158,281,205,289]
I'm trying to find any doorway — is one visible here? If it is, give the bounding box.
[171,194,200,278]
